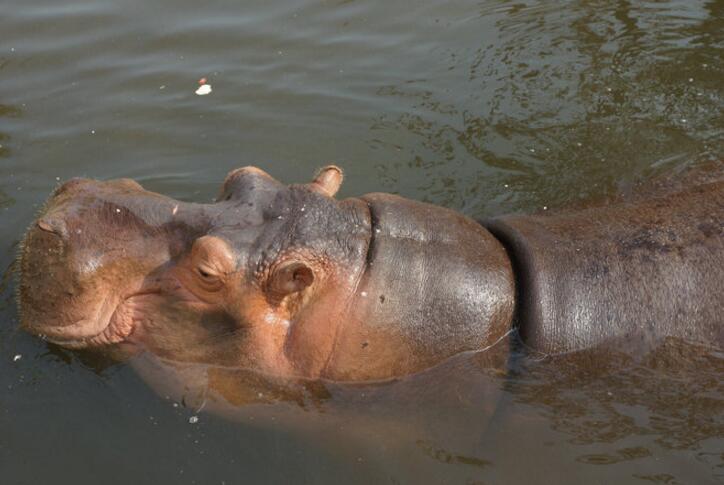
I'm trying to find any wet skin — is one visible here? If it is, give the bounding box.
[18,165,723,384]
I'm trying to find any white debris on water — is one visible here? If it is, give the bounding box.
[13,354,21,362]
[195,84,212,96]
[188,415,199,424]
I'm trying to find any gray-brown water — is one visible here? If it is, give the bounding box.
[1,0,722,483]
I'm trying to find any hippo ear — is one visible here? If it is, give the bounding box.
[309,166,343,198]
[218,166,283,202]
[267,261,315,301]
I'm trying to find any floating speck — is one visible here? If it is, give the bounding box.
[543,206,548,211]
[188,415,199,424]
[504,184,509,188]
[159,85,166,90]
[91,130,95,134]
[12,354,21,362]
[55,177,61,181]
[529,148,536,153]
[681,119,687,123]
[195,84,212,96]
[688,78,694,82]
[361,291,368,297]
[116,208,121,213]
[172,205,178,215]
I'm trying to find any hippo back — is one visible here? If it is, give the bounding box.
[486,176,724,355]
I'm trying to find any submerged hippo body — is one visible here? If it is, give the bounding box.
[18,165,724,383]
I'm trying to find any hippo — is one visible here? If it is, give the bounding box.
[17,165,724,386]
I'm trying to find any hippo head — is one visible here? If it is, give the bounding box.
[19,166,514,381]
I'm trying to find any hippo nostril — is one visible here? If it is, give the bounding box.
[36,217,66,237]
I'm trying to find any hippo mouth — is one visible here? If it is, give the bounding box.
[40,290,163,349]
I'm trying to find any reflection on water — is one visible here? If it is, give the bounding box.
[371,1,722,216]
[0,0,722,483]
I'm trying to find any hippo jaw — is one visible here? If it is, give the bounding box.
[17,178,186,349]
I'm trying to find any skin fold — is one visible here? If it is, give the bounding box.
[17,165,723,389]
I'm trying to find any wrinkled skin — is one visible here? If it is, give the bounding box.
[19,166,513,382]
[18,165,723,386]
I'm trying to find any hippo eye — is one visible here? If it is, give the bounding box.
[197,266,215,279]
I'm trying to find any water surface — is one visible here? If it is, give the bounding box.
[1,0,722,483]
